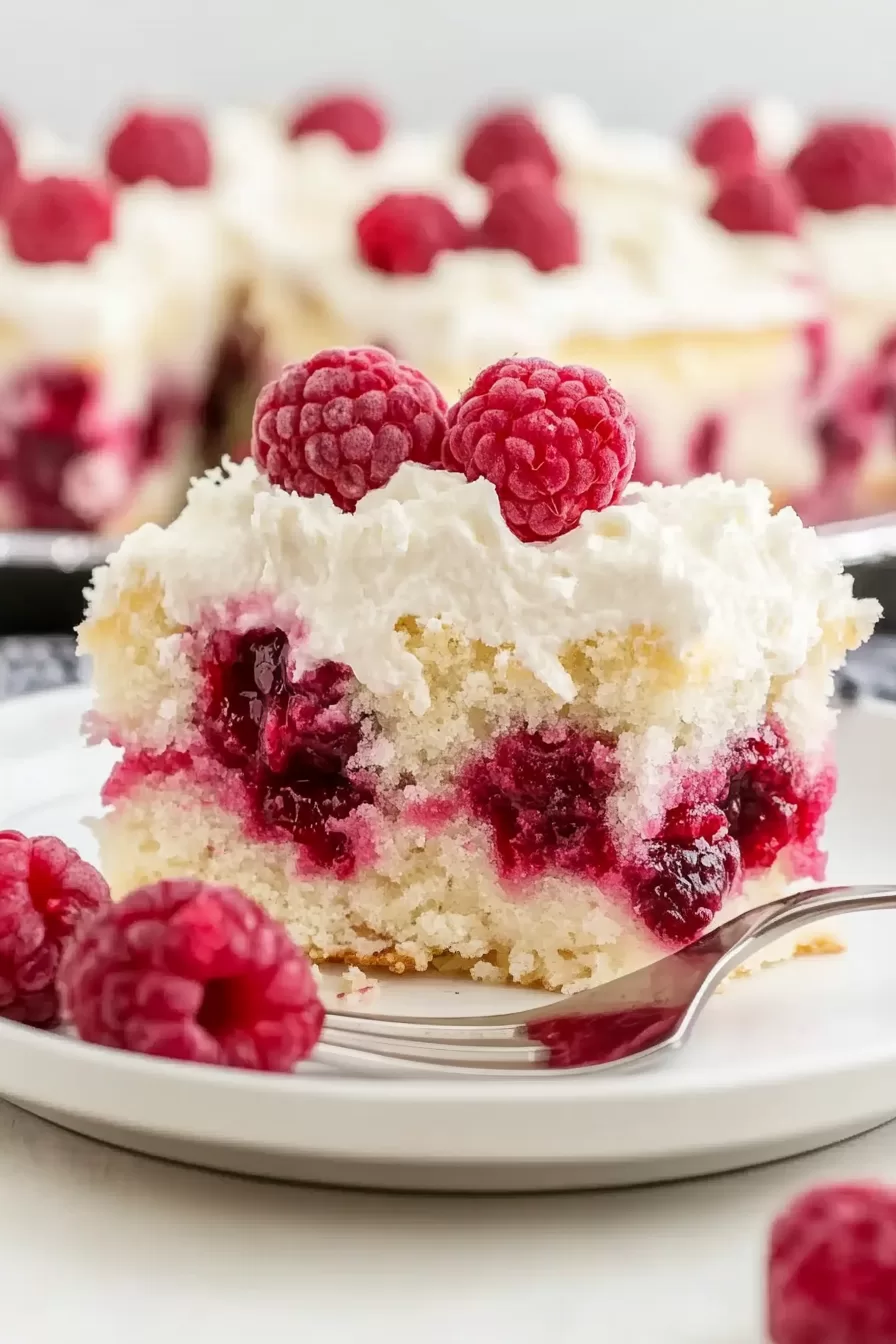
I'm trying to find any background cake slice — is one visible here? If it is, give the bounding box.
[79,348,878,993]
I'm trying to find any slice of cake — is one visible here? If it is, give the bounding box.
[79,348,878,993]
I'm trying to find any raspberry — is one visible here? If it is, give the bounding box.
[357,192,466,275]
[444,356,636,541]
[768,1183,896,1344]
[479,180,580,272]
[252,347,447,511]
[106,110,212,189]
[690,107,758,177]
[7,176,113,264]
[631,805,739,945]
[0,830,110,1027]
[0,113,18,212]
[59,880,324,1071]
[789,122,896,212]
[461,109,559,185]
[462,727,617,883]
[202,629,376,878]
[708,169,802,236]
[287,94,386,154]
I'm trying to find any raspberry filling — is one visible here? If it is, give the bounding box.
[199,628,376,878]
[119,638,828,943]
[0,365,193,530]
[463,720,829,946]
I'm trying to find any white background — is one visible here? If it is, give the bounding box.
[0,0,892,140]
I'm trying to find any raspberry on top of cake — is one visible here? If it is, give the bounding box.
[79,347,877,994]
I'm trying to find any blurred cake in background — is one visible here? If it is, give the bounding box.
[242,95,831,516]
[5,91,896,533]
[0,107,245,533]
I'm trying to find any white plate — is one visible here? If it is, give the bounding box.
[1,685,896,1192]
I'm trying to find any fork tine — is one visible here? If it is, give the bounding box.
[320,1024,547,1069]
[324,1012,530,1044]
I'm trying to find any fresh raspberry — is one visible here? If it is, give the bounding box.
[487,159,556,195]
[252,347,447,510]
[0,830,110,1027]
[479,180,580,272]
[708,169,802,235]
[7,176,113,264]
[59,880,324,1071]
[357,192,466,274]
[789,122,896,212]
[444,356,636,541]
[287,94,386,154]
[768,1183,896,1344]
[0,114,18,213]
[106,109,212,189]
[690,107,758,176]
[461,109,559,185]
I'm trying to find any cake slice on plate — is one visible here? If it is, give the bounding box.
[79,347,878,993]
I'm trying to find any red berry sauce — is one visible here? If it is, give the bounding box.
[199,628,377,878]
[462,719,830,945]
[461,725,618,885]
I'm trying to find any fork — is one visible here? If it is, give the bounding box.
[312,884,896,1076]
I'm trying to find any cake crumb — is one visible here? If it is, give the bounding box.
[470,960,506,983]
[793,932,846,958]
[336,965,381,1003]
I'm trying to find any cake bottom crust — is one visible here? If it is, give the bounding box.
[96,778,803,994]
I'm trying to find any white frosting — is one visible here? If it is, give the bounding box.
[114,182,238,382]
[88,459,874,731]
[0,233,164,413]
[538,96,706,204]
[259,189,818,365]
[221,117,485,275]
[748,98,806,165]
[238,97,817,349]
[804,206,896,304]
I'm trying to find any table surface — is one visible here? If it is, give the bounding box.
[2,637,896,1343]
[2,1098,896,1344]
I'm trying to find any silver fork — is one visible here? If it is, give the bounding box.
[312,884,896,1076]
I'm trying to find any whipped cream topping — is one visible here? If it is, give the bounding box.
[239,97,817,348]
[538,96,707,204]
[0,231,166,412]
[804,206,896,304]
[115,181,239,383]
[88,460,875,747]
[748,98,806,165]
[260,188,818,365]
[223,120,485,275]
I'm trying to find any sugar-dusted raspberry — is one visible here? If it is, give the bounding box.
[789,122,896,212]
[59,879,324,1071]
[253,346,447,510]
[708,169,802,235]
[479,179,580,273]
[106,109,212,189]
[690,107,758,176]
[287,93,386,153]
[7,176,113,264]
[768,1183,896,1344]
[444,356,635,541]
[0,830,110,1027]
[357,192,466,274]
[0,114,18,212]
[461,108,559,185]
